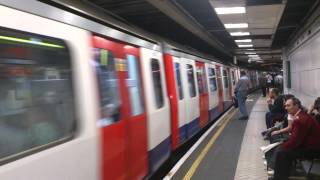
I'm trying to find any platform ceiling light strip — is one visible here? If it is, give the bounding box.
[230,32,250,36]
[224,23,248,29]
[0,35,64,48]
[215,7,246,14]
[245,52,256,54]
[235,39,252,43]
[248,54,259,57]
[238,44,253,47]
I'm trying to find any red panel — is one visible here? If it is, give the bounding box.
[92,36,148,180]
[163,54,179,150]
[216,65,224,112]
[196,62,209,128]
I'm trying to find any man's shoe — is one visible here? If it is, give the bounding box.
[238,116,249,120]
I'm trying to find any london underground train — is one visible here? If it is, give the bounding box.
[0,1,260,180]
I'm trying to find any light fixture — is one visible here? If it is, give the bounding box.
[224,23,248,29]
[245,52,256,54]
[248,54,259,57]
[235,39,252,43]
[238,44,253,47]
[215,7,246,14]
[0,35,64,48]
[230,32,250,36]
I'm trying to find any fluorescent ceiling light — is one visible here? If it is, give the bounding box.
[225,23,248,29]
[230,32,250,36]
[235,39,252,43]
[238,44,253,47]
[246,48,255,50]
[248,54,259,57]
[245,52,256,54]
[215,7,246,14]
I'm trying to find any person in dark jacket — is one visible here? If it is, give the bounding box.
[259,73,267,97]
[265,88,285,128]
[270,97,320,180]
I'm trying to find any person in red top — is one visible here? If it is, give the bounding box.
[271,97,320,180]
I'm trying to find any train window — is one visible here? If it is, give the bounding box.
[231,71,236,85]
[286,61,291,88]
[196,66,207,94]
[186,64,196,97]
[127,55,144,116]
[223,70,229,88]
[174,63,184,100]
[94,48,120,125]
[208,68,217,93]
[151,59,164,109]
[0,28,75,162]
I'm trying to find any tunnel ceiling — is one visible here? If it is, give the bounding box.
[83,0,318,71]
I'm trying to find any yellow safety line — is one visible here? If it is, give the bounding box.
[183,109,238,180]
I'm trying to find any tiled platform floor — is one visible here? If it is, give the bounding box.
[234,97,269,180]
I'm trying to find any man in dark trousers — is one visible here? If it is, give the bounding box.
[266,88,285,129]
[235,71,250,120]
[259,73,267,97]
[270,97,320,180]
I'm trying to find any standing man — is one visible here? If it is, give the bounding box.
[259,72,267,97]
[235,71,250,120]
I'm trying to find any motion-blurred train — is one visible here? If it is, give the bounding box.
[0,1,260,180]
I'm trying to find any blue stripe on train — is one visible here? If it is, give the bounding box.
[209,106,220,122]
[179,123,188,143]
[148,137,171,173]
[187,117,200,138]
[223,101,233,110]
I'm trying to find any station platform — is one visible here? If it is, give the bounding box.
[165,92,270,180]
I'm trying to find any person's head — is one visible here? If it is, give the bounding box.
[314,97,320,110]
[240,71,246,76]
[285,97,302,115]
[269,88,280,98]
[283,94,295,102]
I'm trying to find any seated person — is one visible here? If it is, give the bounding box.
[307,97,320,123]
[270,97,320,180]
[265,88,286,129]
[262,94,295,139]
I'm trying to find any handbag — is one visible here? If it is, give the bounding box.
[232,96,238,108]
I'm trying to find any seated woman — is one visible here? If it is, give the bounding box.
[308,97,320,123]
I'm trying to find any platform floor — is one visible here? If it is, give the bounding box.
[169,93,270,180]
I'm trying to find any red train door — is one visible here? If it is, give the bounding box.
[216,65,224,112]
[92,36,148,180]
[196,62,209,128]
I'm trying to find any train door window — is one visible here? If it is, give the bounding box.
[231,71,236,85]
[186,64,196,97]
[208,68,217,94]
[94,48,121,125]
[0,28,75,162]
[196,65,207,94]
[126,54,144,116]
[223,70,229,88]
[174,62,184,100]
[151,59,164,109]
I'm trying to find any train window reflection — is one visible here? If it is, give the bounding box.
[94,48,121,126]
[0,28,75,162]
[126,54,144,116]
[174,63,184,100]
[151,59,164,109]
[223,70,229,88]
[186,64,196,97]
[208,68,217,93]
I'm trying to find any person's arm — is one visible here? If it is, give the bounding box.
[271,120,293,136]
[268,98,283,113]
[307,104,314,114]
